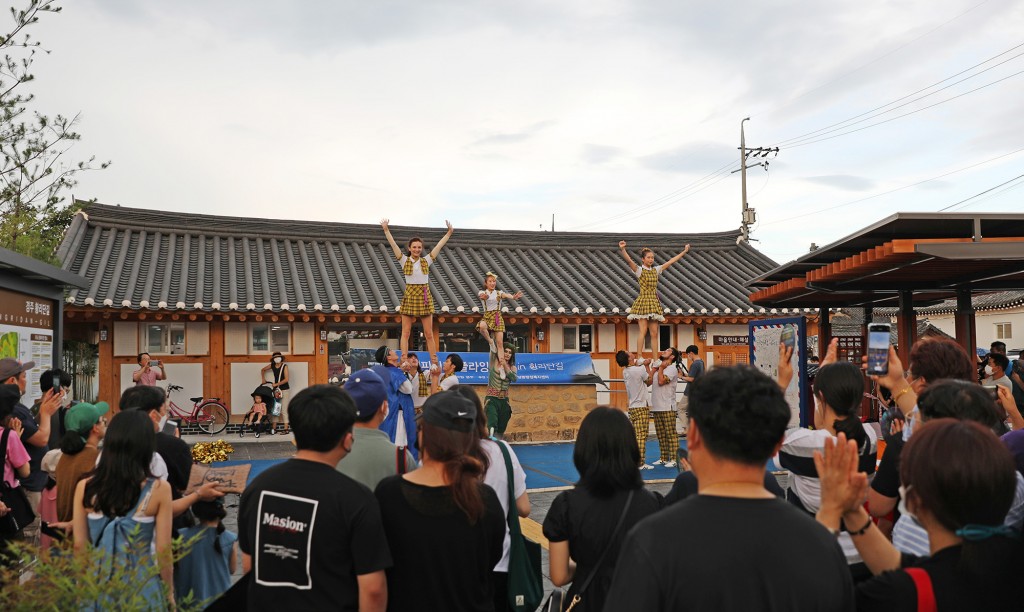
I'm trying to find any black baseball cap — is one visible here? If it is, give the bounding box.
[416,390,476,432]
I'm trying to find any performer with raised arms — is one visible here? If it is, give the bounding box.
[381,218,454,371]
[618,240,691,362]
[476,272,522,380]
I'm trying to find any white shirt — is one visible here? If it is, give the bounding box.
[399,254,433,284]
[633,264,662,278]
[481,439,527,572]
[623,365,650,408]
[439,374,459,391]
[481,289,500,311]
[984,374,1013,393]
[650,365,678,412]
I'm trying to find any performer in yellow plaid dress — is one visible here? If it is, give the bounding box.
[382,219,454,371]
[618,240,691,362]
[476,272,523,380]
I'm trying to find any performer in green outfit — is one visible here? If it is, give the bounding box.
[485,342,517,440]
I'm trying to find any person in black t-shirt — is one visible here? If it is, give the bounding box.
[604,365,854,612]
[375,390,504,612]
[239,385,391,611]
[543,407,662,612]
[817,419,1024,611]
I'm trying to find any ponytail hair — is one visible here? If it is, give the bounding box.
[192,499,228,555]
[60,428,88,455]
[813,362,868,453]
[419,421,486,523]
[639,247,652,259]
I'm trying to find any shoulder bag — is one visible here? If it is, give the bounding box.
[0,428,37,536]
[497,440,543,612]
[543,488,635,612]
[905,567,937,612]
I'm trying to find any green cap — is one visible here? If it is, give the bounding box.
[65,401,110,433]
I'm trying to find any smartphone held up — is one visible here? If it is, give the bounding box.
[867,323,891,376]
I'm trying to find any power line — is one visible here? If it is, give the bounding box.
[566,158,737,231]
[937,172,1024,211]
[754,0,992,120]
[783,67,1024,148]
[760,146,1024,226]
[774,41,1024,147]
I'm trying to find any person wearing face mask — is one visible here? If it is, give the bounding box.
[777,359,878,581]
[982,352,1013,394]
[37,369,74,450]
[119,386,224,526]
[816,419,1024,611]
[261,352,291,435]
[337,368,416,490]
[0,358,62,546]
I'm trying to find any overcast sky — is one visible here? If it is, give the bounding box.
[24,0,1024,265]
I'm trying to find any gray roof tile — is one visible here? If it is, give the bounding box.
[60,202,780,315]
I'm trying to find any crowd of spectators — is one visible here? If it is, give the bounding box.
[3,333,1024,610]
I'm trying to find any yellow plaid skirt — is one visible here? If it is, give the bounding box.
[628,293,665,320]
[482,309,505,332]
[399,283,435,317]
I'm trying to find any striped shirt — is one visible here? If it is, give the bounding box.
[778,425,878,564]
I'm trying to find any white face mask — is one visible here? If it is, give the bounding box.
[985,365,994,376]
[61,391,72,408]
[273,357,283,364]
[898,484,921,526]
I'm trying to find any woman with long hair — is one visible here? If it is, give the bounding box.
[380,218,455,371]
[453,384,530,611]
[72,410,174,610]
[778,360,877,580]
[374,390,505,611]
[817,419,1024,610]
[542,407,662,612]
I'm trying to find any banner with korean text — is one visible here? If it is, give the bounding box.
[348,349,600,385]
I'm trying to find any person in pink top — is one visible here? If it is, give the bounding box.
[133,353,166,387]
[1,385,32,528]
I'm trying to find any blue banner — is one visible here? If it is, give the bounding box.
[346,349,600,385]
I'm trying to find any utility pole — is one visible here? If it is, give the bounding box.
[736,118,779,243]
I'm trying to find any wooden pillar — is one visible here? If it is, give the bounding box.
[817,306,831,359]
[895,290,917,367]
[953,288,977,361]
[209,321,227,405]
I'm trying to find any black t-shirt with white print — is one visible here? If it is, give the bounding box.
[239,458,391,611]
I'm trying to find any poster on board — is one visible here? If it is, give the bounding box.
[749,317,808,428]
[0,287,55,405]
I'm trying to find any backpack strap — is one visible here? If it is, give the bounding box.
[396,446,407,475]
[905,567,937,612]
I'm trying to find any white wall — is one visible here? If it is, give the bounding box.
[229,361,309,415]
[593,358,611,405]
[119,363,204,412]
[928,308,1024,350]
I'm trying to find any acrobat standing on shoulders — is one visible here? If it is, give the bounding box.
[619,240,691,362]
[476,271,523,380]
[381,218,455,371]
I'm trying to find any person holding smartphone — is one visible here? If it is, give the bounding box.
[133,352,166,387]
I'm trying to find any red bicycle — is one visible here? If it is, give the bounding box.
[165,384,230,435]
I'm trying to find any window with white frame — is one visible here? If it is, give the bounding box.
[250,323,291,353]
[996,322,1013,340]
[141,323,185,354]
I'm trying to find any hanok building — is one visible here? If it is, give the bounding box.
[58,202,804,437]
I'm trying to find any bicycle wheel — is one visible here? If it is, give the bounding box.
[196,401,229,435]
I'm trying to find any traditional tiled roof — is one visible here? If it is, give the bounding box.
[57,202,784,316]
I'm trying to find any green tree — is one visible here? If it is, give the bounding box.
[0,0,108,263]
